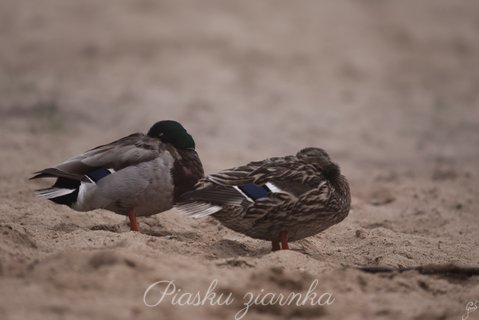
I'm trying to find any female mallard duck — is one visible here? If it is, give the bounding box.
[176,147,350,251]
[30,120,204,232]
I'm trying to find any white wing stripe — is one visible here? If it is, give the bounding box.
[265,182,282,193]
[233,186,254,203]
[35,188,76,199]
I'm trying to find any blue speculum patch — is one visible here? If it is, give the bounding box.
[86,168,112,182]
[238,183,271,200]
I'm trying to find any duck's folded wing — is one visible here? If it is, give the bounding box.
[204,157,292,186]
[30,168,86,181]
[31,134,162,180]
[176,184,244,217]
[179,184,247,207]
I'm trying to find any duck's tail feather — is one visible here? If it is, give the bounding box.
[35,187,77,199]
[33,176,81,207]
[175,201,223,218]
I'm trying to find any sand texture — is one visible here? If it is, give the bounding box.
[1,0,478,319]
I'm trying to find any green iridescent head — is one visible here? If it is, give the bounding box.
[147,120,195,149]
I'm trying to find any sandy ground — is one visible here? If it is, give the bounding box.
[1,0,479,319]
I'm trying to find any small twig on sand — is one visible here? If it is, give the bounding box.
[357,264,479,277]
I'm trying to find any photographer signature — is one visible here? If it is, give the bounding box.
[462,301,478,320]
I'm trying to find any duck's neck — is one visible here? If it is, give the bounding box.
[172,149,205,201]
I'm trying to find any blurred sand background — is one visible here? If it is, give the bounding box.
[1,0,478,319]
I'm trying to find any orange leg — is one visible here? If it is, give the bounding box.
[272,240,280,251]
[128,210,140,232]
[280,231,289,250]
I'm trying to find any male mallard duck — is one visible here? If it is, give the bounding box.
[31,120,204,232]
[176,147,350,251]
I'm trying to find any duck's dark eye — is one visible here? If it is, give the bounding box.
[158,132,165,137]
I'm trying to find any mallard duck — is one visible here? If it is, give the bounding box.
[176,147,350,251]
[30,120,204,232]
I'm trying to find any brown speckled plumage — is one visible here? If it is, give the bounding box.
[176,147,351,250]
[172,149,205,201]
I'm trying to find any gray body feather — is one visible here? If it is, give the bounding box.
[32,133,203,217]
[73,153,175,216]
